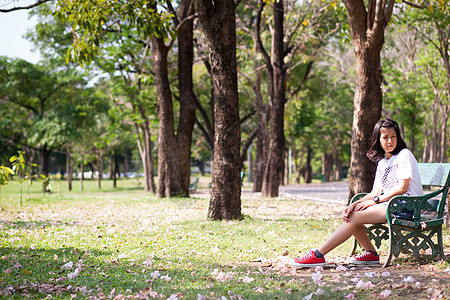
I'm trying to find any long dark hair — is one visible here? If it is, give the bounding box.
[366,119,407,162]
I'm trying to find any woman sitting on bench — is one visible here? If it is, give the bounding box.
[292,119,423,267]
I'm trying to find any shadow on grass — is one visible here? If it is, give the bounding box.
[0,245,322,299]
[0,220,68,230]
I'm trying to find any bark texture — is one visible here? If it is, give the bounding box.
[343,0,395,200]
[196,0,242,220]
[252,69,269,193]
[175,0,197,196]
[260,0,286,197]
[152,35,182,197]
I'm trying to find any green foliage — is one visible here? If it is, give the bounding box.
[9,151,37,205]
[0,166,14,186]
[382,3,449,159]
[0,57,91,160]
[0,166,14,202]
[1,0,447,187]
[54,0,175,65]
[38,174,53,195]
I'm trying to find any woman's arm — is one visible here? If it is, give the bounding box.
[374,178,410,203]
[342,187,382,221]
[353,178,410,211]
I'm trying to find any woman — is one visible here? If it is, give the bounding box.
[292,119,423,267]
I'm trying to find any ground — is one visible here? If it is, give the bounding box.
[0,179,449,299]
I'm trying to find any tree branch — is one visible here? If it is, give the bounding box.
[284,1,316,57]
[175,13,198,32]
[166,0,180,27]
[193,92,214,140]
[195,116,214,151]
[240,127,259,167]
[384,0,395,24]
[254,0,272,76]
[402,0,428,9]
[3,96,38,115]
[240,109,256,125]
[289,60,314,99]
[367,0,376,30]
[0,0,51,13]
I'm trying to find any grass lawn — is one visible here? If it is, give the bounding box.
[0,178,449,299]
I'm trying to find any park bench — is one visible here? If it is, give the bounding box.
[189,177,199,193]
[349,163,450,268]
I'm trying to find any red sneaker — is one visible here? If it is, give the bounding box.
[350,251,380,265]
[291,250,325,267]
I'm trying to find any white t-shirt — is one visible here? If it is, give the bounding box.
[373,148,423,196]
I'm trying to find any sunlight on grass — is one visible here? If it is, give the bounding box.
[0,181,449,299]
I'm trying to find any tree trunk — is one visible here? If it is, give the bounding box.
[40,145,51,177]
[422,126,431,163]
[113,152,118,188]
[97,150,103,189]
[284,148,289,185]
[261,0,286,197]
[176,0,197,196]
[322,153,333,182]
[109,155,114,180]
[144,125,157,192]
[247,144,253,183]
[196,0,242,220]
[152,34,181,197]
[134,120,156,193]
[430,94,439,162]
[440,106,449,162]
[335,157,342,181]
[66,145,72,191]
[343,0,394,200]
[253,124,266,192]
[123,150,129,178]
[304,145,312,184]
[348,49,382,199]
[80,156,84,191]
[252,69,268,193]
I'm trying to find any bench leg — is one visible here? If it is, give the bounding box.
[383,226,395,268]
[437,227,445,259]
[349,238,359,257]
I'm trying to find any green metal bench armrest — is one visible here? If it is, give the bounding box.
[350,193,368,204]
[386,188,445,223]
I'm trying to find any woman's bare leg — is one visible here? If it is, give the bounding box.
[317,204,386,256]
[353,225,377,252]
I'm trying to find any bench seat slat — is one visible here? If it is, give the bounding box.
[392,218,444,229]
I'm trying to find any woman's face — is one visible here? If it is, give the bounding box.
[380,127,397,158]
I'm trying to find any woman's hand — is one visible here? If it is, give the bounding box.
[354,200,376,212]
[342,200,375,222]
[342,203,356,222]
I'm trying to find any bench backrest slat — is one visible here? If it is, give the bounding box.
[418,163,450,187]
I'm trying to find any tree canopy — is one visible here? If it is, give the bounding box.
[0,0,448,219]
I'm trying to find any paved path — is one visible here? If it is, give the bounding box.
[279,181,350,205]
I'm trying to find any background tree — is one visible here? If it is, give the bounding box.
[403,3,449,163]
[382,25,424,154]
[0,57,89,178]
[54,0,201,197]
[251,0,337,197]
